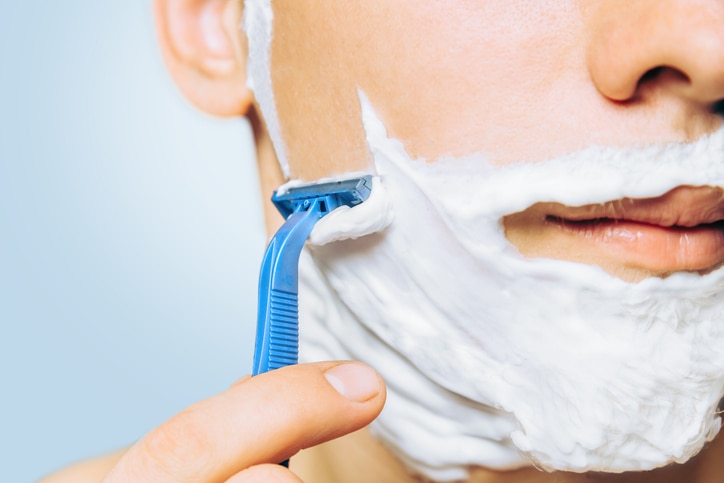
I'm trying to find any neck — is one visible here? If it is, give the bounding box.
[292,429,724,483]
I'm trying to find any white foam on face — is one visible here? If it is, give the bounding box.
[297,92,724,481]
[311,177,394,245]
[243,0,289,177]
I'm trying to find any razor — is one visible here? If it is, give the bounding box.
[252,175,373,376]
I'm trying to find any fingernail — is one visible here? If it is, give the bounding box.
[324,363,380,402]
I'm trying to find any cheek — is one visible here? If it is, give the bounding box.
[355,1,585,162]
[270,0,371,180]
[270,0,591,178]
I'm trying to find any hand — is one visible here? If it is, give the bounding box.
[102,361,385,482]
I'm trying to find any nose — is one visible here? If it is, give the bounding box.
[586,0,724,108]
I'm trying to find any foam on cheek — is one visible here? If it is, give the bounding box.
[243,0,289,177]
[296,91,724,481]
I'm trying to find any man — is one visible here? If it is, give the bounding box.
[46,0,724,481]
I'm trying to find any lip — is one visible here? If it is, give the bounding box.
[504,186,724,278]
[542,186,724,228]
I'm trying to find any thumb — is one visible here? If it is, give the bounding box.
[103,361,385,483]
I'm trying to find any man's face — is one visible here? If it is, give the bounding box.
[237,1,724,475]
[267,0,724,281]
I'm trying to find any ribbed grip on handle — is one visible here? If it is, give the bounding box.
[267,289,299,370]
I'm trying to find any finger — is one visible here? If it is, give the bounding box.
[225,464,303,483]
[103,361,385,483]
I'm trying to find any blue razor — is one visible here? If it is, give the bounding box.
[252,175,373,376]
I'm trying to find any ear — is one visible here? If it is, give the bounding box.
[154,0,252,116]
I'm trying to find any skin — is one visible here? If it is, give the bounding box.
[268,0,724,282]
[43,0,724,481]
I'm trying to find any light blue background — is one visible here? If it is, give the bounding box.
[0,1,265,481]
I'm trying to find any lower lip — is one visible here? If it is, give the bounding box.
[548,217,724,274]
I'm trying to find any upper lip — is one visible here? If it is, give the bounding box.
[544,186,724,228]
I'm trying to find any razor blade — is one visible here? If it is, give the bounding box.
[252,175,373,376]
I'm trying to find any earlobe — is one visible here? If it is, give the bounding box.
[154,0,252,116]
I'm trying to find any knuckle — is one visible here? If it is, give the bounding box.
[140,406,214,477]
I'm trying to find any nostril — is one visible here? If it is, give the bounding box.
[634,66,690,99]
[713,99,724,116]
[638,66,666,84]
[634,67,665,96]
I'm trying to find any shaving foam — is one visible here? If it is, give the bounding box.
[243,0,289,177]
[295,92,724,481]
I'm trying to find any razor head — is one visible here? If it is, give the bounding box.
[272,175,373,219]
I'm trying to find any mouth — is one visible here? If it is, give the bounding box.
[503,186,724,280]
